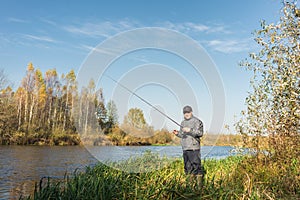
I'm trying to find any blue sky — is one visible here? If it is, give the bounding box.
[0,0,283,133]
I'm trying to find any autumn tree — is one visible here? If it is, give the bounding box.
[124,108,146,129]
[73,79,105,136]
[83,79,96,134]
[5,65,81,144]
[21,63,36,131]
[0,73,17,144]
[236,2,300,161]
[15,87,25,130]
[34,69,47,129]
[60,70,77,130]
[122,108,154,138]
[65,70,77,128]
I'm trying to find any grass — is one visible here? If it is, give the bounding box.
[23,151,299,200]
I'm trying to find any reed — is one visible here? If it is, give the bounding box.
[23,152,299,200]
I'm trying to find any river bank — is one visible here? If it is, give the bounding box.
[0,130,244,147]
[1,145,298,199]
[0,145,238,199]
[23,152,299,200]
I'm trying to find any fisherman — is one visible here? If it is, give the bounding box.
[173,105,204,184]
[105,76,205,178]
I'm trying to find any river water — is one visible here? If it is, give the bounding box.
[0,145,236,199]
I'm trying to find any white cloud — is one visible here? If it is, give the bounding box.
[190,23,210,32]
[206,25,232,34]
[79,44,122,56]
[7,17,29,23]
[22,34,58,43]
[39,18,57,26]
[51,19,252,54]
[78,44,149,63]
[205,39,252,53]
[158,21,231,34]
[62,20,230,39]
[157,22,253,53]
[63,20,140,38]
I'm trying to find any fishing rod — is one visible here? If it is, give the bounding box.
[104,75,183,128]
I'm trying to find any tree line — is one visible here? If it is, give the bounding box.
[0,64,106,145]
[0,65,176,145]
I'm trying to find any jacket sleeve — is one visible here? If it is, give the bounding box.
[175,121,185,138]
[187,119,203,138]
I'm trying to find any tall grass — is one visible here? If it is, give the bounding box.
[23,152,299,200]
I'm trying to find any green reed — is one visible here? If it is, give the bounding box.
[23,152,299,200]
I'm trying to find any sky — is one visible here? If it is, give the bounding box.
[0,0,283,133]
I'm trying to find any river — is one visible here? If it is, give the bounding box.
[0,145,237,199]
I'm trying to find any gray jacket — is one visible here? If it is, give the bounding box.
[176,116,203,150]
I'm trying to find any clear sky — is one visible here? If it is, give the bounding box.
[0,0,283,133]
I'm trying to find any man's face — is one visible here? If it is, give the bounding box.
[184,112,192,119]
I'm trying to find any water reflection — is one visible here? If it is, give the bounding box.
[0,146,97,200]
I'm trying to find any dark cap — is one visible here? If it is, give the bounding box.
[183,105,193,114]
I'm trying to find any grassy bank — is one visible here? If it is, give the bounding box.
[1,129,244,147]
[23,152,299,200]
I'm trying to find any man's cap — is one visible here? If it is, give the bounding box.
[183,105,193,114]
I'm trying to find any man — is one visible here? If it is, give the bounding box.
[173,105,204,176]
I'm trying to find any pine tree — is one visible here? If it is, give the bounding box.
[106,100,118,128]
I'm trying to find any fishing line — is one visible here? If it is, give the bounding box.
[104,75,183,128]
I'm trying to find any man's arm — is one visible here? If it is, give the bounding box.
[173,122,184,138]
[187,119,203,138]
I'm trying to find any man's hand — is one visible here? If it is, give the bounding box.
[173,130,179,135]
[182,127,191,132]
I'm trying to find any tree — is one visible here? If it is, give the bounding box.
[94,87,107,131]
[15,87,25,130]
[122,108,154,138]
[34,69,47,128]
[236,2,300,161]
[75,78,101,135]
[0,65,83,145]
[20,63,36,131]
[66,70,77,126]
[96,100,119,134]
[123,108,146,129]
[44,69,59,128]
[84,79,95,134]
[62,70,77,130]
[106,100,118,127]
[0,86,18,144]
